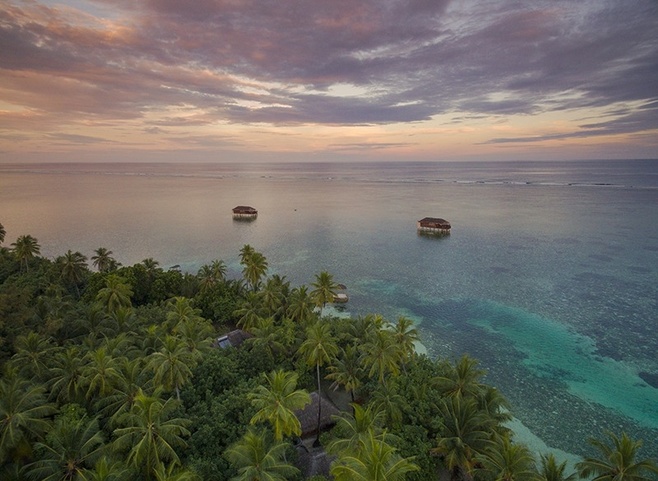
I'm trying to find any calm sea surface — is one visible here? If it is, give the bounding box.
[1,159,657,459]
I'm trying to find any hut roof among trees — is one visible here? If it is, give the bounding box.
[214,329,252,348]
[295,392,341,438]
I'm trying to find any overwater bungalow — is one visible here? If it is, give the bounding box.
[232,205,258,220]
[417,217,451,235]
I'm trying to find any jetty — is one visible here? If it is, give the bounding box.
[333,293,349,303]
[232,205,258,220]
[333,284,349,303]
[417,217,451,235]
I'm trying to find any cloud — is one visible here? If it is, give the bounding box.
[328,141,416,152]
[47,132,114,144]
[484,101,658,144]
[0,0,657,150]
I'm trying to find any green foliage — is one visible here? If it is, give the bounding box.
[538,453,577,481]
[225,427,299,481]
[478,435,538,481]
[330,428,420,481]
[0,371,55,464]
[0,244,655,481]
[113,390,190,480]
[576,432,658,481]
[185,381,258,481]
[249,369,311,441]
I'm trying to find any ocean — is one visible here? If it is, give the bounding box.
[1,159,657,461]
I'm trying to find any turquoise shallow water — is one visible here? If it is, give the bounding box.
[1,160,657,457]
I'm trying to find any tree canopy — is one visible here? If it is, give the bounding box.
[0,240,654,481]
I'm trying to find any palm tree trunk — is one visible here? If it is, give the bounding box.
[315,362,322,447]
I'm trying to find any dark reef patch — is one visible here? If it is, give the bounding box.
[639,371,658,389]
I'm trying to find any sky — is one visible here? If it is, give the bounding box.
[1,0,657,163]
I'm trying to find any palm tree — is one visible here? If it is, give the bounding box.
[327,344,364,403]
[330,428,419,481]
[239,244,255,265]
[165,296,204,332]
[173,317,214,361]
[434,354,486,399]
[113,390,190,481]
[210,259,227,280]
[91,247,117,273]
[310,271,338,312]
[391,316,420,371]
[432,396,495,481]
[243,251,268,291]
[538,454,577,481]
[370,381,406,430]
[196,265,217,292]
[298,320,339,444]
[49,346,87,405]
[234,291,267,331]
[576,432,658,481]
[477,386,512,426]
[87,457,132,481]
[11,234,40,272]
[260,275,288,317]
[84,347,122,399]
[327,403,389,456]
[108,306,137,336]
[478,435,538,481]
[10,331,55,381]
[362,328,401,387]
[0,373,55,463]
[347,314,384,344]
[249,369,311,441]
[287,285,316,326]
[24,415,105,481]
[147,335,195,400]
[96,274,133,314]
[57,250,88,297]
[0,222,6,244]
[152,462,200,481]
[96,357,149,423]
[225,427,299,481]
[248,316,289,363]
[142,257,161,273]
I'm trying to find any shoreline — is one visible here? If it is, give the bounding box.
[413,337,581,469]
[505,416,582,471]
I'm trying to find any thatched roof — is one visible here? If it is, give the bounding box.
[295,392,341,438]
[232,205,257,214]
[418,217,451,228]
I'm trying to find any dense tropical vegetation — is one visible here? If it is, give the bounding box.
[0,222,656,481]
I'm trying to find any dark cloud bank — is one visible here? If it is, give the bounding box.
[1,0,657,142]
